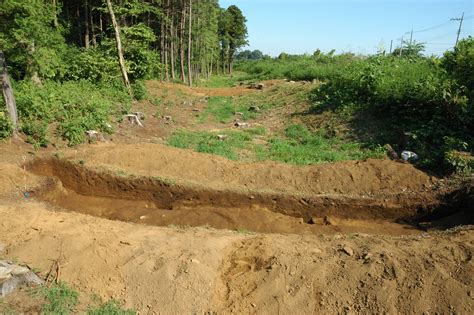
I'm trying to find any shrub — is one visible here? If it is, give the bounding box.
[310,55,473,170]
[15,80,131,146]
[0,112,13,139]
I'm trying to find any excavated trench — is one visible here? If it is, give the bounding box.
[26,158,467,235]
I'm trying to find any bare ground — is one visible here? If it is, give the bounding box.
[0,80,472,314]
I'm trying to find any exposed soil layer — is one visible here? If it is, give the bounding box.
[25,146,447,235]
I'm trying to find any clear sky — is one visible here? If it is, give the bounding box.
[219,0,473,56]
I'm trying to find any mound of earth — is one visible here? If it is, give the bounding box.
[0,202,472,314]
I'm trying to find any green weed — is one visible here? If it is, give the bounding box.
[87,300,136,315]
[39,282,79,314]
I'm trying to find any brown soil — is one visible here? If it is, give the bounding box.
[0,80,473,314]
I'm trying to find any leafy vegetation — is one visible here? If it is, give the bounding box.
[0,0,248,146]
[15,80,131,147]
[0,111,13,139]
[168,124,382,165]
[308,39,474,171]
[87,300,136,315]
[39,282,79,314]
[236,51,356,81]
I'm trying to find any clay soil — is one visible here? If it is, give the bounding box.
[0,81,473,314]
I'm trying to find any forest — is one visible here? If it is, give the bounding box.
[0,0,247,145]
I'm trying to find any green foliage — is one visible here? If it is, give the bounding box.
[445,150,474,176]
[39,282,79,314]
[442,37,474,90]
[0,112,13,139]
[256,124,384,165]
[168,125,382,164]
[87,300,136,315]
[0,0,67,80]
[391,40,426,58]
[310,54,473,170]
[16,80,131,146]
[168,129,255,160]
[131,81,148,101]
[236,53,356,81]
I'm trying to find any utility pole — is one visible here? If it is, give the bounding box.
[389,39,393,54]
[399,36,404,57]
[409,29,413,46]
[451,12,464,47]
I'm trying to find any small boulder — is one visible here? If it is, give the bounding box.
[341,246,354,256]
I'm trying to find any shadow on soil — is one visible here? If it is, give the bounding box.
[24,158,472,235]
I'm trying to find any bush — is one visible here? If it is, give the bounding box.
[310,55,473,170]
[0,112,13,139]
[15,80,131,146]
[131,81,148,101]
[235,53,357,82]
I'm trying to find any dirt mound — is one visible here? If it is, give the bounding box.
[22,143,444,236]
[0,202,472,314]
[66,143,437,199]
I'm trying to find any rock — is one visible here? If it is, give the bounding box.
[234,120,250,129]
[363,253,373,261]
[251,303,257,308]
[341,246,354,256]
[163,115,173,121]
[323,216,334,226]
[248,105,261,112]
[0,261,44,298]
[308,216,333,226]
[86,130,106,143]
[217,135,227,141]
[234,112,244,116]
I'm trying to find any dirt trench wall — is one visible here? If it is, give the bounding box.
[27,158,437,222]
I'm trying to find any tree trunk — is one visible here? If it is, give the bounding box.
[52,0,59,28]
[0,51,18,134]
[187,0,193,86]
[170,17,176,80]
[106,0,132,96]
[179,4,186,83]
[84,0,90,49]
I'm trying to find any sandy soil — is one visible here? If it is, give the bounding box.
[0,80,472,314]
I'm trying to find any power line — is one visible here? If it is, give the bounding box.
[451,12,465,46]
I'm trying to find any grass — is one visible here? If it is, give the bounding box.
[87,300,135,315]
[256,124,385,165]
[167,124,383,165]
[168,129,263,160]
[39,282,79,314]
[195,72,248,88]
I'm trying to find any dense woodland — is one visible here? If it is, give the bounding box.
[0,0,248,85]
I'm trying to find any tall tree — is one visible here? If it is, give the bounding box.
[106,0,132,95]
[0,51,18,134]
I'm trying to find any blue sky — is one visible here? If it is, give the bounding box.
[219,0,473,56]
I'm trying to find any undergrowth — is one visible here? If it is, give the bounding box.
[168,124,383,164]
[35,282,135,314]
[14,80,132,147]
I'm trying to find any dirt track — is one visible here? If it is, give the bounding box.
[0,81,473,313]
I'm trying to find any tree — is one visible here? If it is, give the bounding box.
[219,5,247,74]
[392,40,426,58]
[0,51,18,134]
[106,0,132,95]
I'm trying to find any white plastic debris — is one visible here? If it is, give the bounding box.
[401,151,418,161]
